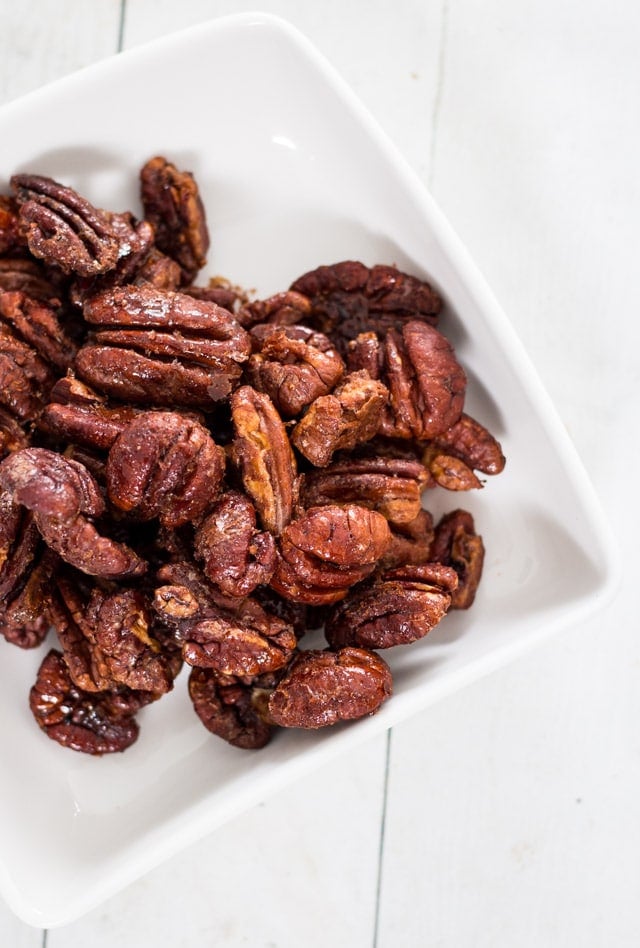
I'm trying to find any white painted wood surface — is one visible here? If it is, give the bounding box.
[1,1,638,945]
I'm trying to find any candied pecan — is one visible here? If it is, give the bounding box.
[11,174,126,277]
[236,290,311,328]
[230,386,298,534]
[29,649,139,755]
[0,257,63,301]
[270,504,391,605]
[0,323,54,422]
[0,290,76,372]
[290,261,441,354]
[76,284,251,407]
[49,573,177,694]
[140,156,209,283]
[188,666,273,749]
[267,647,393,728]
[193,491,277,597]
[68,213,155,305]
[429,509,485,609]
[0,407,29,459]
[291,370,388,466]
[380,508,435,570]
[106,411,225,528]
[153,562,296,677]
[300,448,430,524]
[246,323,345,418]
[349,321,466,440]
[422,413,506,490]
[0,447,146,578]
[39,377,139,450]
[185,276,249,313]
[325,562,458,650]
[0,195,21,254]
[134,246,182,291]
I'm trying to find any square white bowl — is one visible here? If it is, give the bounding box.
[0,11,619,927]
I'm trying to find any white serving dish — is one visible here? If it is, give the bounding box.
[0,11,619,927]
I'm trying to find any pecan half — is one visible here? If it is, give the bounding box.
[29,649,140,755]
[325,562,458,649]
[140,155,210,283]
[0,290,76,372]
[75,284,251,407]
[348,321,467,440]
[230,386,298,534]
[300,448,430,524]
[429,509,485,609]
[290,260,441,354]
[270,504,391,605]
[237,290,311,328]
[106,411,225,528]
[422,413,506,490]
[188,666,274,749]
[267,647,393,728]
[0,447,146,578]
[11,174,125,277]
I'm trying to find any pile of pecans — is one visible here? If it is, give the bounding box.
[0,157,505,754]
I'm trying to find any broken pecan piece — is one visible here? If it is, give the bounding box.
[193,491,277,597]
[291,370,388,467]
[246,323,345,418]
[422,413,506,490]
[267,647,393,728]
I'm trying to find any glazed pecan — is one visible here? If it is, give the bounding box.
[291,370,388,467]
[429,509,485,609]
[267,646,393,728]
[0,195,21,254]
[0,407,29,459]
[0,257,63,301]
[0,447,146,578]
[184,276,249,313]
[0,290,76,372]
[246,323,345,418]
[348,321,467,440]
[380,508,435,570]
[49,573,177,694]
[11,174,128,277]
[325,562,458,650]
[153,561,296,677]
[75,284,251,407]
[0,534,57,649]
[193,491,277,597]
[270,504,391,605]
[0,322,54,422]
[29,649,140,755]
[106,411,225,528]
[230,386,298,534]
[290,260,441,354]
[237,290,311,328]
[140,155,210,283]
[68,213,155,305]
[422,413,506,490]
[188,666,274,749]
[300,448,430,524]
[39,376,139,450]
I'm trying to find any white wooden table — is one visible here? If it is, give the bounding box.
[1,2,638,945]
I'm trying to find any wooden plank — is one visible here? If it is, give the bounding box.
[47,735,388,947]
[0,1,121,106]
